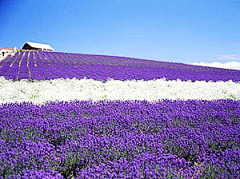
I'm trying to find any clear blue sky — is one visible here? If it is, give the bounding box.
[0,0,239,63]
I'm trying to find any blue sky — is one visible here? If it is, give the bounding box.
[0,0,240,64]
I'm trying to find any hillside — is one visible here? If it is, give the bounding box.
[1,51,240,82]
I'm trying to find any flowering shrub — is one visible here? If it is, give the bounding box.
[0,51,240,82]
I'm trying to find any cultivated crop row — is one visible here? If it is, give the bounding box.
[1,51,240,82]
[0,100,239,178]
[0,77,239,104]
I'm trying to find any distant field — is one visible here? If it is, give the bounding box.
[0,51,240,81]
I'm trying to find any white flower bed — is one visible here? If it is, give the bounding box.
[0,77,239,104]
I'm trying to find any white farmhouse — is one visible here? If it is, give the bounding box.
[22,42,54,51]
[0,48,16,60]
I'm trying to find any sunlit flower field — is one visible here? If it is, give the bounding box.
[0,77,240,104]
[0,51,239,178]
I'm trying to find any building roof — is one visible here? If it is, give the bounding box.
[23,42,54,50]
[0,48,14,52]
[0,48,14,50]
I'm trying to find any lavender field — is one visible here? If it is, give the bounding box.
[0,51,240,179]
[1,51,240,82]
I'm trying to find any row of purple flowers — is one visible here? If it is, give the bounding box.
[0,100,239,178]
[0,51,240,81]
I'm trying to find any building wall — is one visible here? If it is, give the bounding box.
[22,44,37,50]
[0,48,15,60]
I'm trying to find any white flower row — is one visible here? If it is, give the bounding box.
[0,77,239,104]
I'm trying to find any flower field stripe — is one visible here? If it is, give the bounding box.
[27,51,33,82]
[0,100,239,178]
[16,51,25,81]
[0,77,239,104]
[9,52,20,68]
[0,52,20,74]
[1,51,240,82]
